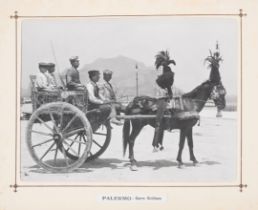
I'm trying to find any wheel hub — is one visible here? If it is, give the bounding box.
[53,133,62,143]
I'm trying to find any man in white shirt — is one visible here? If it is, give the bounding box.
[46,62,65,90]
[86,70,122,125]
[35,63,56,91]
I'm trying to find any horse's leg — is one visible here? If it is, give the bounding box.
[128,121,143,171]
[176,128,187,168]
[159,129,165,150]
[152,128,165,152]
[186,127,198,165]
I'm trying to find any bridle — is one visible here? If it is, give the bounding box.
[210,84,226,100]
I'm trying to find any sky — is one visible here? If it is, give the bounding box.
[22,16,239,95]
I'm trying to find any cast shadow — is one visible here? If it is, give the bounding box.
[24,158,221,174]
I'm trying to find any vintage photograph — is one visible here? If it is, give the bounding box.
[20,16,238,183]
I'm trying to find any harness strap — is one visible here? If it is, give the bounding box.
[167,96,184,111]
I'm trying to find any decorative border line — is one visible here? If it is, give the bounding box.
[10,11,19,193]
[9,184,244,188]
[10,10,247,192]
[239,9,246,193]
[11,13,242,18]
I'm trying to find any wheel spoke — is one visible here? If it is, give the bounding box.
[63,140,78,156]
[93,132,106,136]
[59,105,64,129]
[62,114,78,133]
[49,110,58,132]
[92,139,102,148]
[82,134,87,143]
[63,128,85,138]
[31,130,52,137]
[61,145,69,167]
[68,139,76,148]
[35,116,54,133]
[39,141,56,161]
[54,145,58,164]
[78,135,82,156]
[65,138,87,145]
[74,133,80,140]
[32,138,54,148]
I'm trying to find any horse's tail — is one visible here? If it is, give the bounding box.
[123,119,131,157]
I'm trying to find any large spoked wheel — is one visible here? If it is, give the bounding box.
[26,102,92,173]
[65,122,111,161]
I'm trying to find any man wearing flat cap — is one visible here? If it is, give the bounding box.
[46,63,58,88]
[99,69,116,101]
[35,62,56,91]
[99,69,124,124]
[65,56,85,90]
[86,70,122,125]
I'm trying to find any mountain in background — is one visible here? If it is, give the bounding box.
[80,55,157,98]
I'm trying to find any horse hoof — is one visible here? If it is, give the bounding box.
[193,160,199,166]
[177,162,184,169]
[152,147,159,153]
[153,146,164,152]
[216,113,222,118]
[130,165,138,171]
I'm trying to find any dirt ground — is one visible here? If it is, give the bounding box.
[20,107,237,184]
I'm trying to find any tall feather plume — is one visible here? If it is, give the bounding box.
[155,50,175,69]
[204,49,223,69]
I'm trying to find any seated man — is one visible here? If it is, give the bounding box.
[86,70,122,125]
[65,56,85,90]
[99,69,124,118]
[99,69,116,101]
[46,62,62,89]
[35,62,57,91]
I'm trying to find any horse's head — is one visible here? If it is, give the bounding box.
[204,43,226,110]
[210,83,226,110]
[205,43,223,85]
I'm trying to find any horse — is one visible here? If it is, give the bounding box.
[122,54,226,170]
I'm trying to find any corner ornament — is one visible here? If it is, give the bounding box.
[10,11,19,19]
[239,9,247,17]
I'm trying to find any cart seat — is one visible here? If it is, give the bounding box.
[61,90,88,111]
[30,75,62,110]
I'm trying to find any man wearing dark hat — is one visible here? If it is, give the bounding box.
[99,69,123,125]
[65,56,85,90]
[36,62,55,91]
[99,69,116,101]
[86,70,122,125]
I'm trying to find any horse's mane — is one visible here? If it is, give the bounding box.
[127,80,213,112]
[182,80,211,98]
